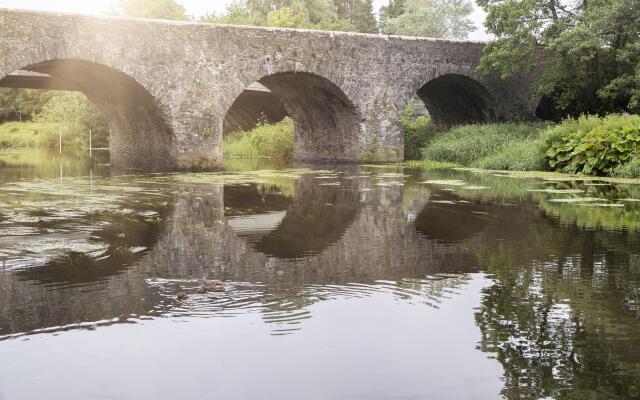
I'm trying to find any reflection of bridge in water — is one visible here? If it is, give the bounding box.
[0,171,487,337]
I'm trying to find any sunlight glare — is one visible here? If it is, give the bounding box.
[0,0,112,15]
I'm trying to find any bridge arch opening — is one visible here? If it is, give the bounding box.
[401,73,497,159]
[416,73,495,129]
[223,72,363,162]
[0,59,171,171]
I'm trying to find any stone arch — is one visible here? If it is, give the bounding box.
[0,58,172,171]
[413,73,496,129]
[222,71,365,162]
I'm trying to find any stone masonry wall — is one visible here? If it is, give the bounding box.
[0,8,539,170]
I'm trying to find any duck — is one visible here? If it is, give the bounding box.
[176,292,188,301]
[200,277,225,293]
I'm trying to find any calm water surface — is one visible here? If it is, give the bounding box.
[1,149,640,399]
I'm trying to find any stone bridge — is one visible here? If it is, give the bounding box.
[0,8,539,171]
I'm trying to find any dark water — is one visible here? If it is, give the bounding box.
[1,149,640,399]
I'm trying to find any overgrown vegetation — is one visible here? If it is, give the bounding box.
[0,90,109,149]
[544,114,640,175]
[421,122,550,171]
[380,0,475,38]
[224,117,294,161]
[202,0,378,33]
[402,100,438,160]
[478,0,640,117]
[0,122,75,148]
[614,156,640,179]
[417,114,640,178]
[0,88,52,123]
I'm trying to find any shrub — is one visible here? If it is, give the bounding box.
[614,156,640,178]
[403,115,437,160]
[224,117,294,161]
[544,114,640,175]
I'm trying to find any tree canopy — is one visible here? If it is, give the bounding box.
[478,0,640,117]
[381,0,475,39]
[108,0,188,21]
[203,0,377,33]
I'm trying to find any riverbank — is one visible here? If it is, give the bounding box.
[222,113,640,179]
[415,114,640,179]
[0,121,100,149]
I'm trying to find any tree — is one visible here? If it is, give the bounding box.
[0,89,53,123]
[379,0,406,21]
[477,0,640,116]
[203,0,378,33]
[266,7,311,28]
[381,0,475,39]
[333,0,378,33]
[108,0,188,21]
[34,92,110,146]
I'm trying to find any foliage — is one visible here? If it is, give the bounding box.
[203,0,377,33]
[224,117,294,161]
[614,156,640,179]
[379,0,405,21]
[422,122,550,170]
[0,90,109,149]
[475,139,548,171]
[477,0,640,116]
[34,92,110,148]
[380,0,475,39]
[265,7,311,28]
[545,114,640,175]
[403,115,437,160]
[108,0,188,20]
[0,122,84,148]
[0,88,53,123]
[363,135,381,162]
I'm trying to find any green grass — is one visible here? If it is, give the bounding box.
[421,122,550,170]
[0,121,90,148]
[224,118,294,161]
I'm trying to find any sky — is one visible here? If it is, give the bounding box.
[0,0,490,40]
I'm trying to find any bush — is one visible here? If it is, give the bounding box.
[422,122,550,168]
[34,92,109,147]
[224,117,294,161]
[403,115,436,160]
[614,156,640,178]
[544,114,640,175]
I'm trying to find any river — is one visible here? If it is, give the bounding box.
[0,149,639,399]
